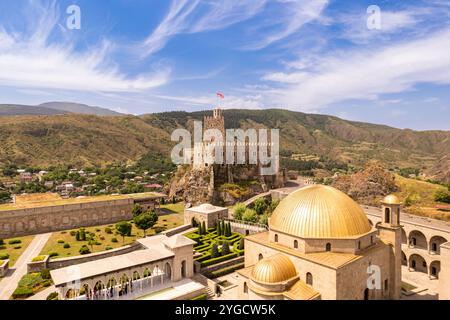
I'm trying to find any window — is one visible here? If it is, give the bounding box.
[384,279,388,292]
[364,288,369,300]
[412,237,417,246]
[326,243,331,252]
[294,240,298,249]
[258,254,263,261]
[357,241,361,250]
[274,234,278,242]
[243,282,248,294]
[306,273,313,286]
[432,243,437,252]
[384,208,390,223]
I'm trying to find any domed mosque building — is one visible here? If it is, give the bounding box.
[236,185,403,300]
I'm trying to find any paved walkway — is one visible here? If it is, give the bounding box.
[401,266,439,300]
[0,233,51,300]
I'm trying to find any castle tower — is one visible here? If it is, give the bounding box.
[378,194,403,299]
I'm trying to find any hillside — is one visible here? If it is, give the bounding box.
[0,104,67,116]
[39,102,123,116]
[0,109,448,182]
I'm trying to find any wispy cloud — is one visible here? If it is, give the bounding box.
[0,1,170,93]
[141,0,328,57]
[260,27,450,110]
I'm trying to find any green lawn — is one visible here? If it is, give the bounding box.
[39,203,185,259]
[0,235,35,266]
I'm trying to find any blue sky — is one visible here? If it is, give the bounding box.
[0,0,449,130]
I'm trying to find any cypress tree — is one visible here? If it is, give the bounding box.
[222,241,230,256]
[211,243,220,258]
[201,221,206,235]
[239,238,244,250]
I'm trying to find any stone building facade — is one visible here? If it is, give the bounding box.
[184,204,229,228]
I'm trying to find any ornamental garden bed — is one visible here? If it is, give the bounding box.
[11,269,53,300]
[185,221,245,269]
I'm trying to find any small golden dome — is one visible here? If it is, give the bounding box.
[382,194,402,205]
[251,254,297,284]
[269,185,371,238]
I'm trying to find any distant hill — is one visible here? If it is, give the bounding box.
[0,109,448,182]
[0,104,67,116]
[39,102,123,116]
[0,102,123,117]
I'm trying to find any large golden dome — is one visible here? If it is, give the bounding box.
[269,185,371,238]
[251,254,297,284]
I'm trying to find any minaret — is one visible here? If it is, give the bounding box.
[378,194,403,299]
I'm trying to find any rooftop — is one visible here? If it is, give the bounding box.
[0,192,166,212]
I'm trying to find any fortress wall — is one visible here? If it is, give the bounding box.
[0,199,135,238]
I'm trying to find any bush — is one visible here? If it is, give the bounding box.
[210,243,220,259]
[242,209,258,223]
[0,253,9,260]
[111,238,118,243]
[435,190,450,204]
[222,241,230,256]
[0,239,4,245]
[63,243,71,249]
[100,236,105,240]
[79,245,91,255]
[105,227,112,234]
[48,252,59,258]
[13,246,22,250]
[12,287,33,299]
[46,292,59,300]
[96,229,101,232]
[8,239,22,245]
[254,198,268,215]
[105,246,113,251]
[70,231,76,236]
[233,203,246,220]
[32,255,46,262]
[41,269,51,280]
[42,280,52,287]
[57,240,65,244]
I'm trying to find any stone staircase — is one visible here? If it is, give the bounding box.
[205,286,215,300]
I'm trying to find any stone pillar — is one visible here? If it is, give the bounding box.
[438,242,450,300]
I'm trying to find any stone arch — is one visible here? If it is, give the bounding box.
[80,283,91,298]
[409,230,427,250]
[164,262,172,279]
[401,251,407,266]
[181,260,187,278]
[430,261,440,278]
[429,236,447,254]
[132,271,141,280]
[143,268,152,278]
[65,288,77,300]
[409,254,427,273]
[401,229,407,244]
[306,272,313,286]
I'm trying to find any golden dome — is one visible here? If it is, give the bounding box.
[382,194,402,205]
[251,254,297,284]
[269,185,371,238]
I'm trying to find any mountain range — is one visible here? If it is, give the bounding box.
[0,107,448,182]
[0,102,123,117]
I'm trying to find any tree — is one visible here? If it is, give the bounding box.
[239,238,244,250]
[210,243,220,258]
[254,198,268,215]
[243,209,258,223]
[233,203,246,220]
[222,241,230,256]
[132,204,144,217]
[79,245,91,255]
[216,221,221,236]
[435,190,450,204]
[134,210,158,237]
[259,213,269,226]
[116,221,132,243]
[201,221,206,235]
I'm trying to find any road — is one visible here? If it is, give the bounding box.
[0,233,51,300]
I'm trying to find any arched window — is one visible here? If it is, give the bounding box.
[384,279,389,292]
[294,240,298,249]
[274,234,278,242]
[306,273,313,286]
[326,243,331,252]
[243,282,248,294]
[432,243,437,252]
[384,208,390,223]
[357,241,361,250]
[364,288,369,300]
[412,237,417,246]
[258,254,263,261]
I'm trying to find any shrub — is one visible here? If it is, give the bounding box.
[46,292,59,300]
[48,252,59,258]
[0,253,9,260]
[63,243,70,249]
[32,255,46,262]
[242,209,258,223]
[233,203,246,220]
[57,240,65,244]
[79,245,91,255]
[96,229,101,232]
[254,197,268,215]
[222,241,230,256]
[435,190,450,204]
[0,239,4,245]
[111,238,118,243]
[210,244,220,259]
[105,246,113,251]
[8,239,22,245]
[42,280,52,287]
[12,287,33,299]
[105,227,112,234]
[14,246,22,250]
[0,246,5,250]
[41,269,51,280]
[70,231,76,236]
[60,231,67,234]
[100,236,105,240]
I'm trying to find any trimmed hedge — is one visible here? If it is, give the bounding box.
[8,239,21,245]
[191,293,208,300]
[205,263,245,279]
[12,287,33,299]
[0,253,10,260]
[32,255,46,262]
[200,253,238,267]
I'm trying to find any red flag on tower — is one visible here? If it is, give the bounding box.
[216,92,225,99]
